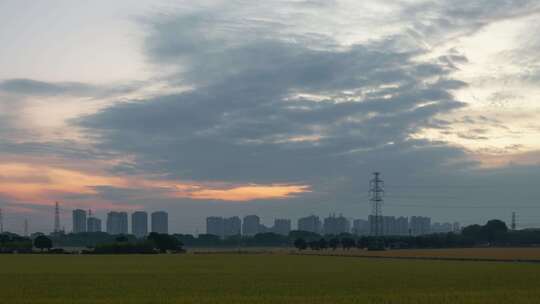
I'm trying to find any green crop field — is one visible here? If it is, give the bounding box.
[1,254,539,304]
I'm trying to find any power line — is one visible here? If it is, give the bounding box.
[383,204,540,209]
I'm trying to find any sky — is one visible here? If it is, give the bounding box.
[1,0,540,234]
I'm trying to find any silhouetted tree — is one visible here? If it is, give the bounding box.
[147,233,183,253]
[462,224,484,240]
[341,237,356,250]
[318,238,328,250]
[34,235,52,252]
[484,219,508,243]
[308,240,321,250]
[115,235,128,242]
[289,230,322,242]
[294,238,307,250]
[328,238,340,250]
[253,233,288,246]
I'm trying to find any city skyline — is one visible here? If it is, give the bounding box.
[0,201,461,236]
[1,1,540,234]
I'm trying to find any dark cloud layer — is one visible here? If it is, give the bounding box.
[0,78,140,98]
[78,7,469,186]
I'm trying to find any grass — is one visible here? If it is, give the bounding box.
[298,247,540,261]
[1,253,540,303]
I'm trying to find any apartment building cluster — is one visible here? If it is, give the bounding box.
[206,214,460,238]
[206,215,292,238]
[72,209,169,237]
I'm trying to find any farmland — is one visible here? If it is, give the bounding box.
[1,253,540,303]
[298,247,540,261]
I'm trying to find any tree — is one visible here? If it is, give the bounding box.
[115,235,128,242]
[289,230,321,242]
[253,233,287,246]
[308,240,321,250]
[147,233,183,253]
[484,219,508,243]
[462,224,484,240]
[341,237,356,250]
[328,238,340,250]
[34,235,53,252]
[318,238,328,250]
[294,238,307,250]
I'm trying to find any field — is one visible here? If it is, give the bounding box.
[1,253,540,303]
[298,247,540,261]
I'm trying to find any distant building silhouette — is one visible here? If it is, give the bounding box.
[72,209,87,233]
[431,222,453,234]
[87,216,102,232]
[323,214,350,235]
[453,222,461,233]
[395,216,409,235]
[151,211,168,234]
[272,219,291,236]
[132,211,148,238]
[297,215,322,234]
[224,216,241,237]
[410,216,431,236]
[206,216,224,238]
[106,211,128,235]
[352,219,369,235]
[242,215,260,236]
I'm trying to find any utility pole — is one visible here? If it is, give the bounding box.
[369,172,384,237]
[54,202,61,233]
[24,219,29,237]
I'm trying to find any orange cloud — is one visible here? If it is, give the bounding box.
[179,184,311,201]
[471,150,540,168]
[0,162,126,202]
[0,160,311,209]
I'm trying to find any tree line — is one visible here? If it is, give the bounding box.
[3,219,540,253]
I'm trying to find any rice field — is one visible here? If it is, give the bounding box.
[299,247,540,261]
[1,253,540,303]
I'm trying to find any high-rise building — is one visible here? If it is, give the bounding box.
[151,211,168,234]
[224,216,241,237]
[352,219,369,235]
[396,216,409,235]
[382,216,396,236]
[206,216,224,238]
[87,216,102,232]
[106,211,128,235]
[131,211,148,238]
[432,222,453,233]
[273,219,291,236]
[323,214,350,235]
[410,216,431,236]
[298,215,322,234]
[453,222,461,233]
[242,215,260,236]
[72,209,87,233]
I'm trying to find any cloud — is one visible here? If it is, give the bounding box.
[73,3,472,190]
[3,0,540,233]
[0,78,140,98]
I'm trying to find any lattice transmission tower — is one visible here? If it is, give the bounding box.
[24,219,29,237]
[369,172,384,237]
[54,202,61,233]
